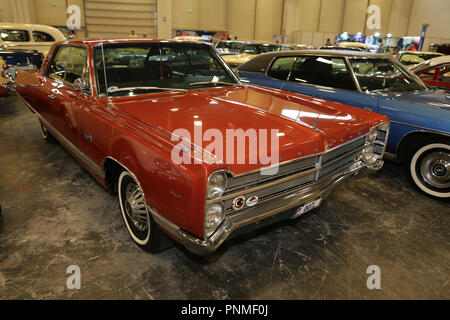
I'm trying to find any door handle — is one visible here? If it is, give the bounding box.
[83,132,93,142]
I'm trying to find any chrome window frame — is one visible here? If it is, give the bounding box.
[92,41,243,98]
[260,52,429,95]
[44,43,93,97]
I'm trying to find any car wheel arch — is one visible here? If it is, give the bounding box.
[102,137,141,193]
[396,131,449,163]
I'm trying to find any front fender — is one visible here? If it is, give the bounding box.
[108,133,208,239]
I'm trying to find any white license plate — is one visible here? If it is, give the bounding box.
[297,198,322,215]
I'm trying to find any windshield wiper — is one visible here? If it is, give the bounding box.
[189,81,243,87]
[108,86,187,94]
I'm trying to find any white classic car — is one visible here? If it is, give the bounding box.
[0,23,66,55]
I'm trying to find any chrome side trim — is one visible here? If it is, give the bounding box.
[390,120,450,137]
[16,92,104,178]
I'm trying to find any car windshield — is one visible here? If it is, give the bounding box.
[349,58,428,93]
[216,41,245,51]
[399,53,442,66]
[94,43,238,97]
[240,44,284,54]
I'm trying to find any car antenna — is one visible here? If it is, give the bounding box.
[100,36,110,104]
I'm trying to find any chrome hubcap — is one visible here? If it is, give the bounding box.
[420,151,450,189]
[124,182,148,232]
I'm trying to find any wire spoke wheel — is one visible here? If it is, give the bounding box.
[118,170,172,252]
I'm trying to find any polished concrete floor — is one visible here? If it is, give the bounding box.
[0,95,448,300]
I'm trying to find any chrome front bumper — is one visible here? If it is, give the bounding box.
[152,159,383,256]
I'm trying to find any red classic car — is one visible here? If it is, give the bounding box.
[411,55,450,93]
[15,39,389,255]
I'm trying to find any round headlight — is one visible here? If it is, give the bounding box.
[207,172,227,200]
[361,145,377,164]
[377,122,389,132]
[205,203,225,237]
[362,144,374,155]
[362,153,377,164]
[367,130,378,143]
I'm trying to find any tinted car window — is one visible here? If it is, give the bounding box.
[65,47,88,86]
[268,56,296,80]
[0,29,30,42]
[32,31,55,42]
[289,56,356,90]
[47,46,71,81]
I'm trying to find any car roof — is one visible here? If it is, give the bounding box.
[398,50,443,55]
[427,55,450,65]
[243,42,293,47]
[237,49,388,72]
[53,38,215,47]
[411,55,450,72]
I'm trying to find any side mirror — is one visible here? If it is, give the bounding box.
[73,78,90,92]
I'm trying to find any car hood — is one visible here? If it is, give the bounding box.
[222,54,256,64]
[391,90,450,111]
[110,85,386,174]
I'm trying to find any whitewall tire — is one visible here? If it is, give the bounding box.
[409,142,450,199]
[117,170,172,252]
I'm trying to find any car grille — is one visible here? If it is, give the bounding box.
[222,136,366,214]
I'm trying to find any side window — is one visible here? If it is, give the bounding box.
[437,64,450,83]
[399,53,424,66]
[417,67,436,81]
[65,47,88,85]
[32,31,55,42]
[289,56,356,90]
[47,46,71,81]
[0,29,30,42]
[267,56,296,80]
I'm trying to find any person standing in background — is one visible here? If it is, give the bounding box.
[129,30,138,38]
[325,38,332,46]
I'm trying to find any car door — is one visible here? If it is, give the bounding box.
[40,45,72,130]
[75,46,114,169]
[281,55,379,112]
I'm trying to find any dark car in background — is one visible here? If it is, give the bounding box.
[237,50,450,198]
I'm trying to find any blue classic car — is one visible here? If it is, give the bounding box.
[0,46,43,92]
[237,50,450,198]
